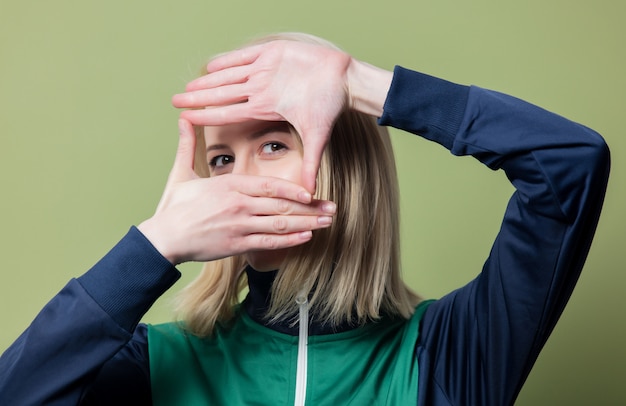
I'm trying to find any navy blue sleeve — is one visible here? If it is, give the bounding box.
[379,66,610,405]
[0,227,180,405]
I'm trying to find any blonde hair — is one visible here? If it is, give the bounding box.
[175,33,420,337]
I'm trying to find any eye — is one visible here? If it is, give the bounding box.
[209,154,234,168]
[261,142,287,155]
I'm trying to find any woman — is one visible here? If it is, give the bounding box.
[0,33,610,405]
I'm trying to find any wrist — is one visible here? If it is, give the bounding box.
[346,58,393,117]
[137,218,180,265]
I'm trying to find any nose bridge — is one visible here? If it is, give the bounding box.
[231,153,258,176]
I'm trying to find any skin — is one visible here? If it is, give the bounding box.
[203,120,323,271]
[172,40,393,194]
[137,119,336,266]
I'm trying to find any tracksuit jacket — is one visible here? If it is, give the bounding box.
[0,66,610,405]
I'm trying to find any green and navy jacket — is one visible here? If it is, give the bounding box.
[0,67,610,405]
[149,299,431,405]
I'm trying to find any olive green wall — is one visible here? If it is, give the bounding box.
[1,1,623,404]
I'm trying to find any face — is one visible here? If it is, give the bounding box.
[204,120,303,271]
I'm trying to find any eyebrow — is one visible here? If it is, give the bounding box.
[206,123,291,153]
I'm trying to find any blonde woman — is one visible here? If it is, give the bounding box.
[0,34,609,405]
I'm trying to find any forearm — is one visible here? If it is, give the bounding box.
[78,226,180,331]
[0,227,180,404]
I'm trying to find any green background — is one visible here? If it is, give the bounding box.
[1,1,624,404]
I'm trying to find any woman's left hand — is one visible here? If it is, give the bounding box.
[171,40,353,194]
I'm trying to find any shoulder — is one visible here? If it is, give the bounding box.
[402,299,436,337]
[148,322,185,335]
[147,322,195,351]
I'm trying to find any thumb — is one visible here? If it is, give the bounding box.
[167,118,198,185]
[300,130,330,194]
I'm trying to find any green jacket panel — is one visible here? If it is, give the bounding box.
[148,300,432,405]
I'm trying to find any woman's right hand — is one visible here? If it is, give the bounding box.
[137,119,335,265]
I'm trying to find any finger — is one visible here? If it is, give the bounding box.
[245,214,333,235]
[240,230,314,252]
[172,84,248,108]
[179,103,282,127]
[167,119,197,184]
[300,131,330,194]
[231,175,312,204]
[179,105,250,126]
[206,44,265,73]
[185,65,251,92]
[248,197,336,216]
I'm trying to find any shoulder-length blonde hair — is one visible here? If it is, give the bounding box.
[175,33,420,337]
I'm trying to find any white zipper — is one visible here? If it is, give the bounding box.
[294,294,309,406]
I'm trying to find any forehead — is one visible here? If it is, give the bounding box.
[203,120,291,143]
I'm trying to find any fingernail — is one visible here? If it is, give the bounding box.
[299,231,313,239]
[322,202,337,214]
[318,216,332,225]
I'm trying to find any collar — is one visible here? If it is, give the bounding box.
[243,265,358,336]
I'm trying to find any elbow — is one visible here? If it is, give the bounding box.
[544,126,610,223]
[584,128,611,185]
[566,127,611,223]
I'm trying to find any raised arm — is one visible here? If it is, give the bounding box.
[378,67,610,405]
